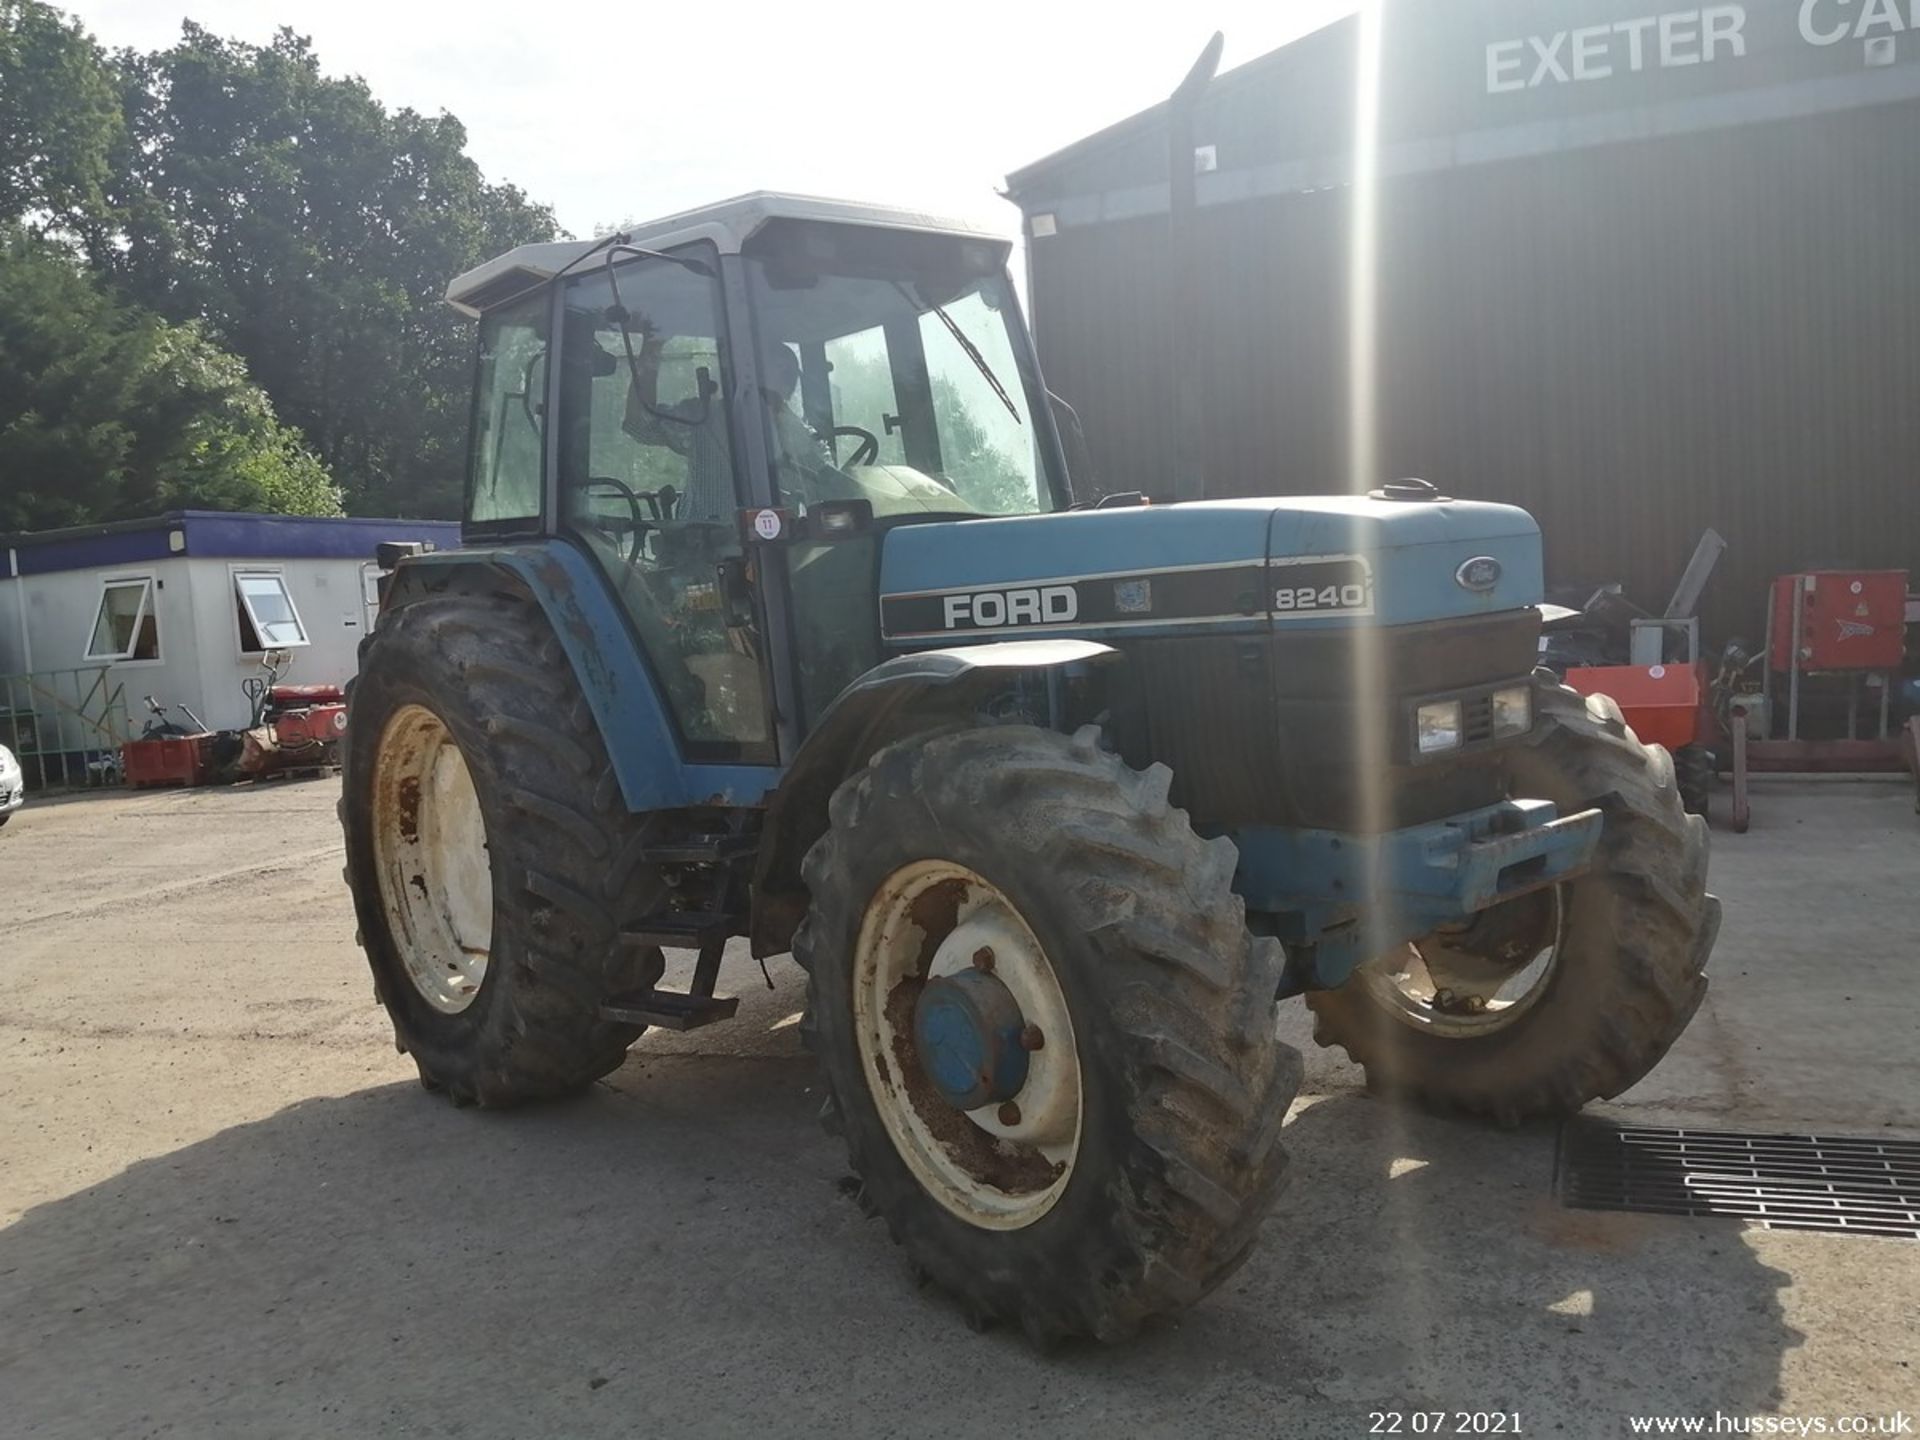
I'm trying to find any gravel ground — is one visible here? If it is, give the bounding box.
[1,774,1915,1438]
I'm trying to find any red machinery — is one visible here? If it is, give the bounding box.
[1556,530,1725,819]
[1557,547,1916,831]
[1563,662,1704,753]
[1563,661,1716,819]
[122,733,216,789]
[1769,569,1907,671]
[236,680,347,777]
[1766,569,1909,742]
[120,667,347,790]
[1715,567,1916,831]
[122,695,217,789]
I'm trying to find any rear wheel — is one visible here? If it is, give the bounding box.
[341,591,664,1106]
[795,724,1299,1345]
[1306,684,1717,1125]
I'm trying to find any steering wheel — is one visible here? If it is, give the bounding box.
[829,425,881,467]
[640,483,678,523]
[578,477,652,564]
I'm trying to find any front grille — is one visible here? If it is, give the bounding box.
[1266,609,1543,701]
[1461,692,1496,745]
[1119,609,1542,830]
[1557,1119,1920,1240]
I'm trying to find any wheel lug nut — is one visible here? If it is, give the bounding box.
[1018,1024,1045,1051]
[972,946,995,971]
[997,1101,1021,1126]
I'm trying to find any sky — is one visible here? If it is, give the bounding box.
[64,0,1357,242]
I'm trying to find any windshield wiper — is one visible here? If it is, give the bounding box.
[606,247,712,429]
[900,283,1022,426]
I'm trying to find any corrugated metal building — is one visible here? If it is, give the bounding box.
[1005,0,1920,641]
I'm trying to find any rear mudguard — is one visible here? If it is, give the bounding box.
[381,542,780,811]
[748,639,1120,956]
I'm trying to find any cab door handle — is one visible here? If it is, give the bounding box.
[715,556,756,629]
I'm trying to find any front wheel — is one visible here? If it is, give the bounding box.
[1306,684,1718,1126]
[795,724,1300,1345]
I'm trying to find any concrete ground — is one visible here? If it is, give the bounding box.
[1,776,1915,1438]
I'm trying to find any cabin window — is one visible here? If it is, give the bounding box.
[84,577,160,662]
[234,571,309,652]
[466,290,548,528]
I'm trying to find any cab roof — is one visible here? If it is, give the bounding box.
[445,191,1013,316]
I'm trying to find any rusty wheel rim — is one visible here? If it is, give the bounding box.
[1360,886,1565,1038]
[371,704,493,1015]
[852,860,1082,1230]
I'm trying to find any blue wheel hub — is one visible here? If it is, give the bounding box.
[912,969,1030,1111]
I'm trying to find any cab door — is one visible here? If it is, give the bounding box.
[553,251,777,764]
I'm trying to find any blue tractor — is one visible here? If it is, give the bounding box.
[342,194,1718,1345]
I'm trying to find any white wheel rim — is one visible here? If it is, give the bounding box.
[1360,887,1565,1038]
[371,704,493,1015]
[852,860,1082,1230]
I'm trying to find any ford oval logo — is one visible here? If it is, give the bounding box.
[1456,556,1502,593]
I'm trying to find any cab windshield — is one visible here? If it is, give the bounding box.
[742,220,1065,519]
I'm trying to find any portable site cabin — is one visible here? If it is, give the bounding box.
[0,511,459,786]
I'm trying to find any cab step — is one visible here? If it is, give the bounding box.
[598,988,741,1031]
[604,923,743,1032]
[620,911,739,952]
[639,834,758,866]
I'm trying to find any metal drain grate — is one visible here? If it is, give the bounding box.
[1556,1119,1920,1239]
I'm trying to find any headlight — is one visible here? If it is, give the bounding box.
[1490,685,1533,739]
[1415,699,1463,755]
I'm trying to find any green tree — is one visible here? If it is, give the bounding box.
[930,374,1033,514]
[0,228,340,532]
[0,0,122,236]
[102,26,560,517]
[829,352,1034,513]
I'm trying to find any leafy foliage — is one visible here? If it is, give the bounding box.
[101,26,559,517]
[828,350,1038,515]
[0,3,561,528]
[929,374,1035,515]
[0,0,121,235]
[0,227,340,532]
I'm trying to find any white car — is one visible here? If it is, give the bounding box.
[0,743,23,827]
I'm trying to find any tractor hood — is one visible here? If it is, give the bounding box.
[876,496,1542,645]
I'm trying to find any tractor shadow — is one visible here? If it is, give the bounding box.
[0,1063,1801,1437]
[1067,1091,1804,1430]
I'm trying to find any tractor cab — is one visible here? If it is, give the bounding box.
[446,193,1070,760]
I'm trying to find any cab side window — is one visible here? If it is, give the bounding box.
[466,292,548,528]
[556,255,772,754]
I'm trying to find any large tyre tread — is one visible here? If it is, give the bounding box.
[342,593,663,1109]
[794,724,1299,1345]
[1306,684,1714,1125]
